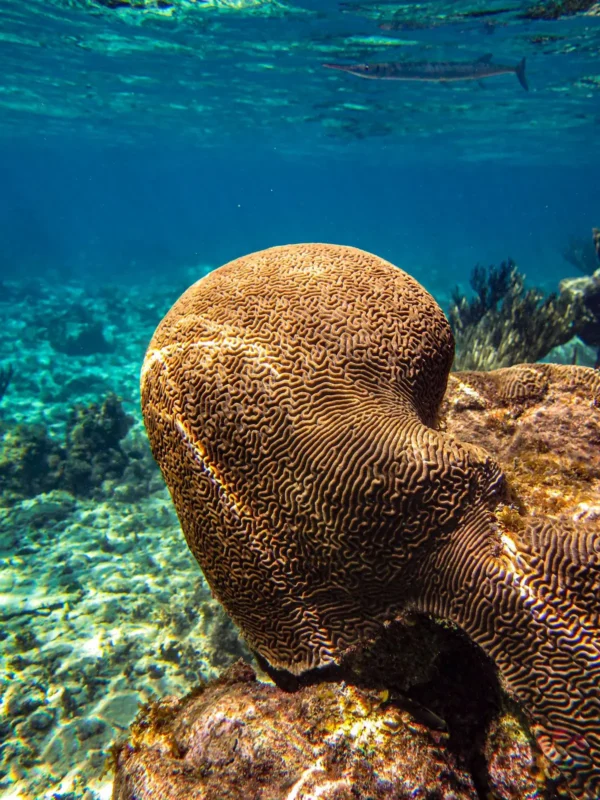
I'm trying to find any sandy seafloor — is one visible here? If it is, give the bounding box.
[0,264,596,800]
[0,265,256,800]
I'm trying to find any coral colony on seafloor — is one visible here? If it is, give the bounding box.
[0,395,134,500]
[449,253,600,371]
[123,243,600,800]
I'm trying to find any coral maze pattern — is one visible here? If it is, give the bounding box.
[141,244,600,799]
[441,364,600,799]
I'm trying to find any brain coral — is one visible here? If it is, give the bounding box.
[141,243,600,799]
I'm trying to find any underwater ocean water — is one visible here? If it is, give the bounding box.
[1,0,600,798]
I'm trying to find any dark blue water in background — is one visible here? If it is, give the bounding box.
[2,0,599,303]
[2,138,598,301]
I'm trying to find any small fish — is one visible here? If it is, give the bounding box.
[323,54,529,91]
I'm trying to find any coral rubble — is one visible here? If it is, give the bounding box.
[141,244,600,799]
[0,485,250,799]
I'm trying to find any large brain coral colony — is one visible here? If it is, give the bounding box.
[141,243,600,799]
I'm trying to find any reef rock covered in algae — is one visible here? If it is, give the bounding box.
[112,660,547,800]
[139,244,600,799]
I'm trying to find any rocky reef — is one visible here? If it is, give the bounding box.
[561,232,599,275]
[0,394,136,500]
[139,244,599,799]
[559,230,600,368]
[112,659,549,800]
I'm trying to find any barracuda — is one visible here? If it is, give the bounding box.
[323,54,529,91]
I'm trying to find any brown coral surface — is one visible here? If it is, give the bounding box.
[141,244,600,799]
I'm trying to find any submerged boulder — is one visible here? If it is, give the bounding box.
[112,660,548,800]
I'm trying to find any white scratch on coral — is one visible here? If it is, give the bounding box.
[311,779,352,798]
[501,533,518,557]
[457,382,483,400]
[500,534,537,604]
[141,337,280,383]
[175,418,248,521]
[500,534,600,655]
[140,344,171,382]
[573,503,600,522]
[285,758,326,800]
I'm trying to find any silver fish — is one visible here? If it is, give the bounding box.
[323,54,528,91]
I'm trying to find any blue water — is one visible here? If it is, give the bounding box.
[1,0,599,299]
[1,141,599,299]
